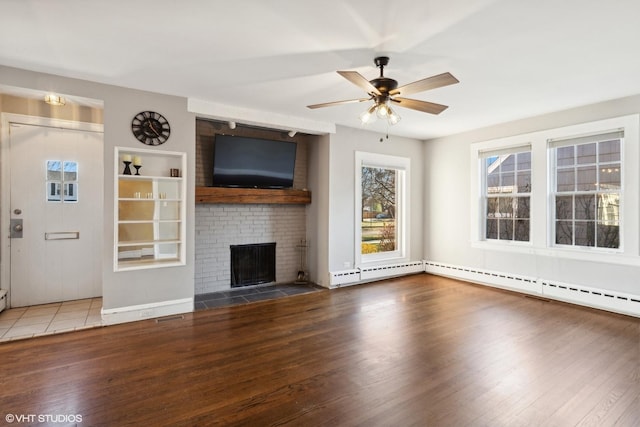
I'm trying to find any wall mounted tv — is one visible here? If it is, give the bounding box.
[212,135,297,188]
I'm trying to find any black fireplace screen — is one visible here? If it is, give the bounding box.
[230,242,276,287]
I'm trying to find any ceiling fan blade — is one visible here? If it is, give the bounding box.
[389,72,459,97]
[337,71,381,95]
[392,97,449,115]
[307,97,371,109]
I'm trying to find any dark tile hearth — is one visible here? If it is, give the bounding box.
[194,283,323,310]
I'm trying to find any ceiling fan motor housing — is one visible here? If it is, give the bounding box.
[370,77,398,95]
[371,56,398,94]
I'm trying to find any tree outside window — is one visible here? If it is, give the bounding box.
[361,166,397,254]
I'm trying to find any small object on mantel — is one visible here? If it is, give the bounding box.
[195,187,311,205]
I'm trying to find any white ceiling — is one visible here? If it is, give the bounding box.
[2,0,640,139]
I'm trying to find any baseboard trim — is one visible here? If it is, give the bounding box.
[101,298,193,325]
[424,260,640,318]
[424,261,541,296]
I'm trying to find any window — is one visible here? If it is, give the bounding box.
[550,131,622,249]
[355,152,408,264]
[47,160,78,202]
[482,147,531,242]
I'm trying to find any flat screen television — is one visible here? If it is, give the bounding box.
[212,135,297,188]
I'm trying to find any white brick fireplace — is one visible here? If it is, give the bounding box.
[195,204,306,294]
[194,119,311,295]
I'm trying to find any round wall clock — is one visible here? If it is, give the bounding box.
[131,111,171,145]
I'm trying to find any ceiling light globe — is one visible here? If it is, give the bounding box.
[376,104,389,118]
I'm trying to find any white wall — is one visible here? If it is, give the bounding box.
[306,133,330,287]
[326,126,424,275]
[0,65,196,318]
[424,94,640,296]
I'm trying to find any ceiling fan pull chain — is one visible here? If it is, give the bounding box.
[379,132,390,143]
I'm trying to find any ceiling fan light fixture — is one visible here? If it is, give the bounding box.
[375,103,390,118]
[307,57,459,127]
[360,102,401,126]
[359,104,377,124]
[387,107,401,125]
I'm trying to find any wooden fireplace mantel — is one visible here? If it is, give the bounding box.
[195,186,311,205]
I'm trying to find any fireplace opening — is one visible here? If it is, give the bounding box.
[230,242,276,288]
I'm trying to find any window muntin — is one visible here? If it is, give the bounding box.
[355,152,408,265]
[361,166,397,255]
[552,136,621,249]
[483,150,531,242]
[46,160,78,203]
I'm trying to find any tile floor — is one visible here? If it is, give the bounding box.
[195,283,323,310]
[0,297,103,342]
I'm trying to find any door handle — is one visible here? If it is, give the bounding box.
[14,224,23,232]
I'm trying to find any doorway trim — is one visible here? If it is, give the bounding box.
[0,113,104,307]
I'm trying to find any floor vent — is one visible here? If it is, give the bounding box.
[156,315,185,323]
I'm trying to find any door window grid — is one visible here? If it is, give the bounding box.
[552,137,621,248]
[483,150,531,242]
[46,160,78,202]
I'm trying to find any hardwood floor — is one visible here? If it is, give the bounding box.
[1,274,638,426]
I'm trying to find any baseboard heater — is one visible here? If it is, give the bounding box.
[329,269,361,287]
[423,261,541,295]
[424,260,640,318]
[329,260,424,288]
[360,261,425,281]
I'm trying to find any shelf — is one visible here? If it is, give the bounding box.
[118,220,182,225]
[115,146,187,271]
[196,186,311,205]
[118,175,182,181]
[118,198,181,202]
[117,257,182,270]
[117,238,182,247]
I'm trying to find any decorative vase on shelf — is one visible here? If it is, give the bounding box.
[123,161,132,175]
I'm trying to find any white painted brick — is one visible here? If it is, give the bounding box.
[195,204,306,294]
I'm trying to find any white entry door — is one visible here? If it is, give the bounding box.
[8,121,103,307]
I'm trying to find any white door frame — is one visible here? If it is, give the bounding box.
[0,113,104,307]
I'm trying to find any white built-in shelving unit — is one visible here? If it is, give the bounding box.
[114,146,186,271]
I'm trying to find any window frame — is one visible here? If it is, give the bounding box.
[480,146,532,243]
[355,151,409,267]
[548,131,624,251]
[46,159,79,203]
[469,114,638,265]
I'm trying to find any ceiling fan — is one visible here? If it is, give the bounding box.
[307,56,459,125]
